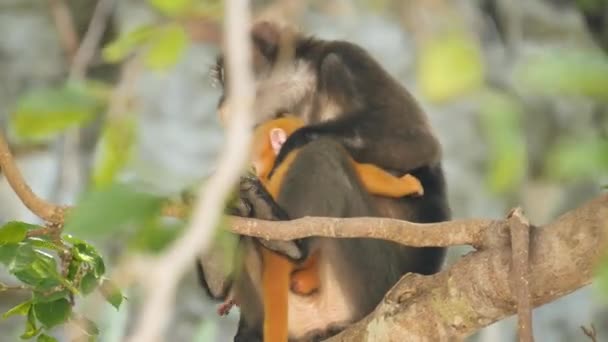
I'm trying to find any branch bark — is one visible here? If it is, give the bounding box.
[326,194,607,341]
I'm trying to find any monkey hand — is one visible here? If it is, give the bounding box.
[233,176,308,261]
[258,239,304,261]
[228,175,287,220]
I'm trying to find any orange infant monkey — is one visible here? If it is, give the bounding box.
[251,115,424,342]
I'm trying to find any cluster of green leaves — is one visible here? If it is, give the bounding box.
[102,0,222,70]
[0,222,122,341]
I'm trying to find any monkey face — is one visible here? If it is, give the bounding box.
[212,22,319,127]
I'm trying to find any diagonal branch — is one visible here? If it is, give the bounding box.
[0,132,67,224]
[327,194,608,341]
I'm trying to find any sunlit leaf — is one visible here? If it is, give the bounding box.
[11,84,103,141]
[144,23,188,70]
[102,25,156,63]
[515,49,608,101]
[3,300,32,319]
[545,138,608,180]
[479,91,527,194]
[99,279,124,310]
[148,0,193,16]
[64,183,164,237]
[417,31,484,103]
[92,116,137,188]
[33,298,72,329]
[11,245,56,287]
[37,334,58,342]
[21,306,41,339]
[0,221,29,244]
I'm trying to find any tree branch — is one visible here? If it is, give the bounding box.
[0,133,67,224]
[326,194,607,341]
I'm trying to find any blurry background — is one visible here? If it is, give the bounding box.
[0,0,607,341]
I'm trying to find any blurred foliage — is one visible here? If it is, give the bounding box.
[10,81,110,143]
[92,115,137,189]
[515,49,608,102]
[64,184,164,238]
[417,31,484,103]
[545,137,608,181]
[479,91,527,195]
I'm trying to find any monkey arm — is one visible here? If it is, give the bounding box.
[270,113,441,178]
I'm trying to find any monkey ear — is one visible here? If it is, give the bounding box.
[269,128,288,155]
[319,53,357,100]
[251,21,280,62]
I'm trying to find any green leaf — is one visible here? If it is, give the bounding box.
[33,298,72,329]
[417,31,484,103]
[26,237,63,252]
[144,23,188,70]
[479,91,527,194]
[99,280,123,310]
[11,246,63,290]
[21,306,41,340]
[64,183,164,237]
[80,272,100,295]
[102,25,156,63]
[545,138,608,180]
[0,221,30,244]
[32,288,70,303]
[515,49,608,101]
[148,0,193,16]
[37,334,58,342]
[0,243,19,266]
[92,116,137,188]
[10,84,103,141]
[3,300,32,319]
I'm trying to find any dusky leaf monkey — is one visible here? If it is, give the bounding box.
[199,21,450,341]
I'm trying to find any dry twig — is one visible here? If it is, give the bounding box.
[509,208,534,342]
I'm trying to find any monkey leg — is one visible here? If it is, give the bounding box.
[354,162,424,197]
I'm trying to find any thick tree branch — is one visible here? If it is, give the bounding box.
[325,194,607,341]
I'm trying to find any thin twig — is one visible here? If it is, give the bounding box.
[125,0,255,340]
[0,132,67,224]
[228,216,496,248]
[69,0,116,80]
[509,207,534,342]
[48,0,80,62]
[581,325,598,342]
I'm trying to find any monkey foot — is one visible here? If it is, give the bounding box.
[290,276,319,296]
[217,299,237,316]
